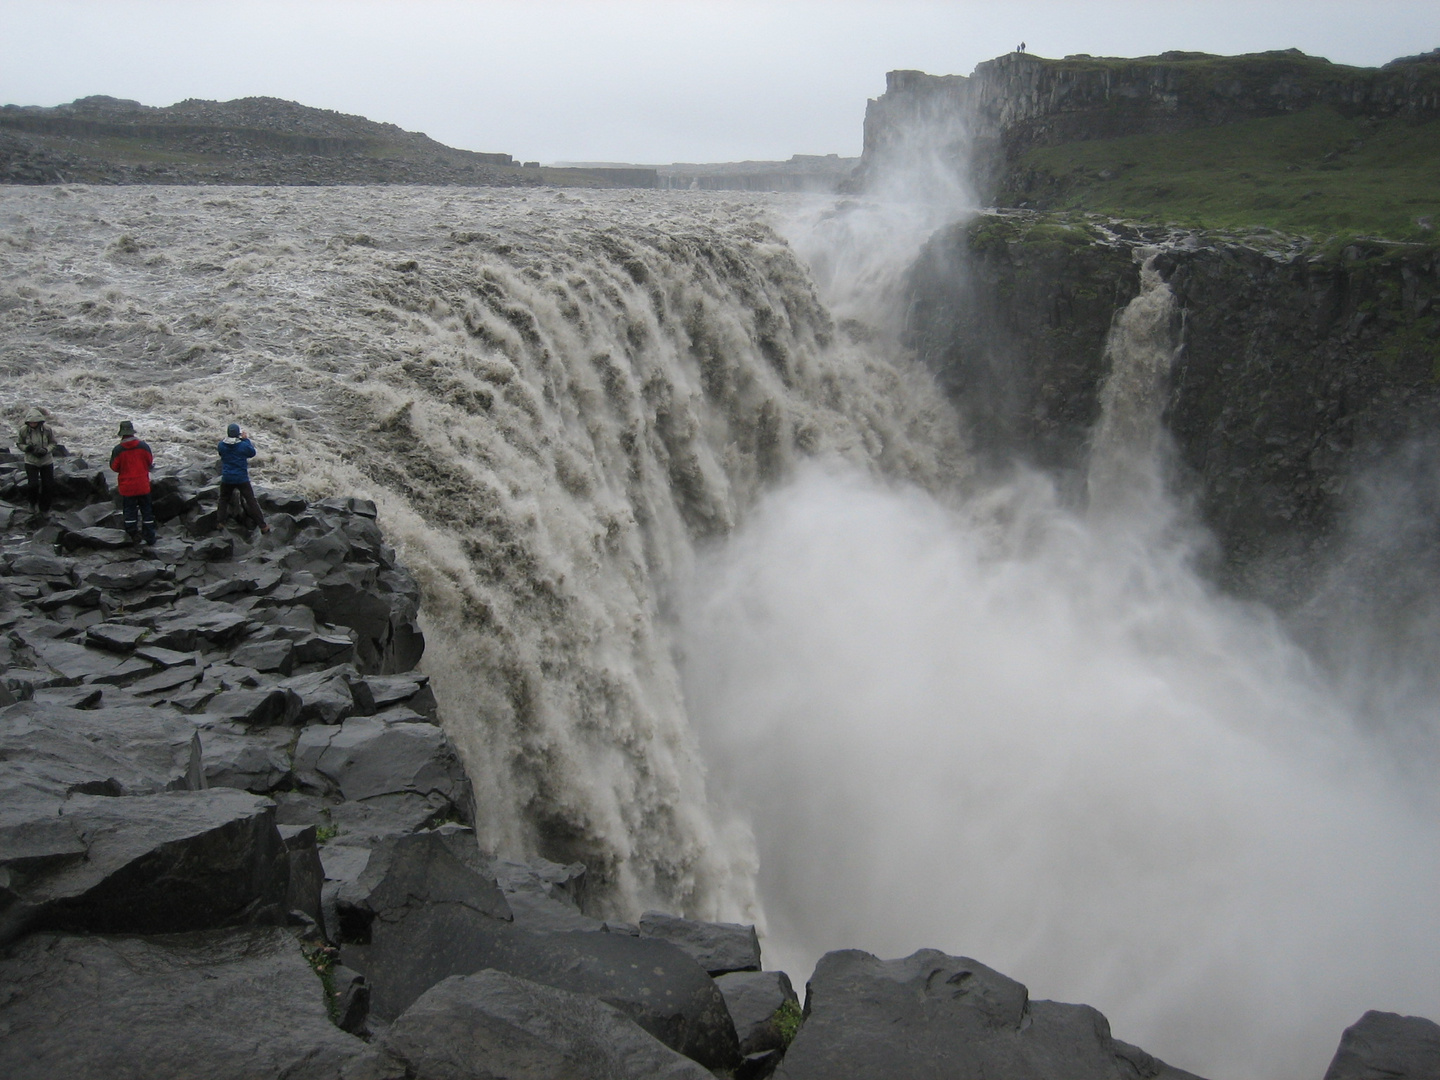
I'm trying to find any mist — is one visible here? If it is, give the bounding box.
[678,201,1440,1078]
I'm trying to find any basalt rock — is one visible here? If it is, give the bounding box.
[640,909,762,975]
[0,927,385,1080]
[1323,1010,1440,1080]
[774,948,1204,1080]
[382,969,714,1080]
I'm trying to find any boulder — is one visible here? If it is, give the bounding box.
[487,855,599,932]
[383,969,714,1080]
[0,788,288,945]
[716,970,800,1057]
[338,831,738,1068]
[58,526,132,551]
[0,928,384,1080]
[206,687,302,727]
[773,949,1202,1080]
[640,909,762,975]
[230,638,296,675]
[84,622,149,653]
[196,720,293,792]
[1323,1010,1440,1080]
[279,664,370,724]
[0,700,203,798]
[82,561,162,591]
[293,714,469,805]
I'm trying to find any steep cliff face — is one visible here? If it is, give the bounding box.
[857,49,1440,197]
[905,213,1440,588]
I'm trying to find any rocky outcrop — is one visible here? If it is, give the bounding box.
[1323,1011,1440,1080]
[856,49,1440,194]
[775,948,1204,1080]
[904,211,1440,592]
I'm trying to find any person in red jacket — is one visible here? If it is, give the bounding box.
[109,420,156,545]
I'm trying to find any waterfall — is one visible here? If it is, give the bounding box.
[1086,248,1182,519]
[0,184,963,922]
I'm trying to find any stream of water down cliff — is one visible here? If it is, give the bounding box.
[1,186,1436,1080]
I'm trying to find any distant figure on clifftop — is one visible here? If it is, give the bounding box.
[217,422,269,535]
[110,420,156,545]
[1019,42,1027,53]
[16,406,57,519]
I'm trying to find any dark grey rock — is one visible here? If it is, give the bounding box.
[10,553,74,580]
[0,788,287,945]
[30,684,103,709]
[84,622,149,653]
[716,970,800,1057]
[127,663,204,697]
[774,949,1200,1080]
[135,644,202,667]
[32,585,102,610]
[147,607,254,650]
[59,526,132,551]
[230,637,296,674]
[641,910,762,975]
[486,855,598,932]
[0,700,203,799]
[83,561,162,591]
[294,715,469,803]
[280,663,367,724]
[192,535,235,561]
[329,962,372,1035]
[0,927,383,1080]
[383,969,714,1080]
[364,673,437,718]
[206,687,302,727]
[278,823,325,930]
[196,720,293,792]
[1323,1010,1440,1080]
[326,791,452,844]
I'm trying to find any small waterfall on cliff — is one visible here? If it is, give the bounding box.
[1086,249,1182,519]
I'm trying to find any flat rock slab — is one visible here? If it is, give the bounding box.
[0,928,385,1080]
[0,787,287,945]
[85,622,150,653]
[1324,1010,1440,1080]
[294,715,468,803]
[384,969,713,1080]
[773,949,1202,1080]
[641,909,762,975]
[0,700,202,799]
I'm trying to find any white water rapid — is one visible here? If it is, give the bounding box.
[2,185,1437,1080]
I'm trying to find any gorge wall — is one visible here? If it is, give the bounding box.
[904,215,1440,596]
[855,48,1440,196]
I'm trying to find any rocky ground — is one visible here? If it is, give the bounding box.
[0,450,1435,1079]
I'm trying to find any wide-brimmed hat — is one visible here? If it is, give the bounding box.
[24,407,45,423]
[117,420,136,437]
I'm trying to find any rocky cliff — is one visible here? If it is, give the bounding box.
[856,48,1440,198]
[904,212,1440,596]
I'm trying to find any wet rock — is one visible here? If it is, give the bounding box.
[716,971,800,1057]
[0,788,288,945]
[196,720,293,791]
[279,663,370,724]
[206,686,302,727]
[0,927,382,1080]
[0,700,203,799]
[640,910,762,975]
[326,791,454,845]
[1323,1010,1440,1080]
[383,969,714,1080]
[364,672,437,719]
[31,584,102,610]
[278,823,325,930]
[84,622,149,653]
[293,714,469,804]
[486,855,598,932]
[230,637,296,675]
[58,526,133,551]
[82,561,162,591]
[773,949,1200,1080]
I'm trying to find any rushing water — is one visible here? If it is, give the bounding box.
[2,185,1437,1080]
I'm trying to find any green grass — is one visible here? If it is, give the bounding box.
[1002,104,1440,241]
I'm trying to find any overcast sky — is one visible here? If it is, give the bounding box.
[2,1,1436,164]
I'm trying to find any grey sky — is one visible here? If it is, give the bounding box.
[2,1,1436,164]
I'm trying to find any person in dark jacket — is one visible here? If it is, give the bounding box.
[16,406,56,517]
[109,420,156,545]
[217,422,269,534]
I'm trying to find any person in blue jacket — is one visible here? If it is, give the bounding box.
[216,422,270,534]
